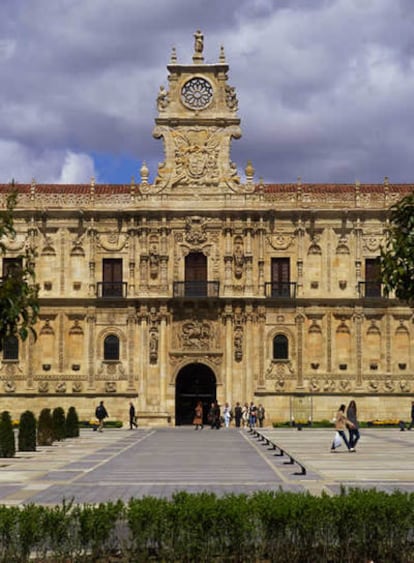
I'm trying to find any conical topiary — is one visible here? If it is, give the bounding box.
[37,408,54,446]
[66,406,80,438]
[52,407,66,441]
[0,411,16,458]
[18,410,37,452]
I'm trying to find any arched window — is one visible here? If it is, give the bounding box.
[273,334,288,360]
[104,335,119,361]
[3,335,19,360]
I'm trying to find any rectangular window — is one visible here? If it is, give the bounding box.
[271,258,290,297]
[102,259,123,297]
[2,257,23,278]
[365,258,381,297]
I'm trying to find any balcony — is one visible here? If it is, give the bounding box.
[173,281,220,298]
[96,282,128,298]
[265,282,297,298]
[358,282,388,299]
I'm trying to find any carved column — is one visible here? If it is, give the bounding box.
[223,304,233,401]
[258,217,265,296]
[137,306,148,409]
[86,307,96,389]
[327,312,332,373]
[386,312,391,374]
[257,306,266,388]
[88,219,96,297]
[296,217,305,296]
[58,313,64,373]
[245,304,253,398]
[127,307,136,390]
[159,305,168,408]
[224,218,232,295]
[354,218,362,291]
[295,311,305,388]
[128,219,136,296]
[354,308,363,387]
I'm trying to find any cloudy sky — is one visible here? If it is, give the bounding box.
[1,0,414,185]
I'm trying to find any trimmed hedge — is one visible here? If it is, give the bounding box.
[0,489,412,561]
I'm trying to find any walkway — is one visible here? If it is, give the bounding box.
[0,426,412,506]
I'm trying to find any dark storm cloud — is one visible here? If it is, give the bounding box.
[0,0,413,183]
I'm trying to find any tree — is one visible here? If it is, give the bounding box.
[18,410,37,452]
[381,192,414,305]
[0,186,39,351]
[37,408,54,446]
[0,411,16,458]
[66,406,80,438]
[52,407,66,441]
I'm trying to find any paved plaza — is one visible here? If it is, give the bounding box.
[0,426,413,506]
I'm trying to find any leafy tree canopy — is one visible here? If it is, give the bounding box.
[381,192,414,305]
[0,185,39,351]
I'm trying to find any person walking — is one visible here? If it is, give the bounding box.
[346,400,360,449]
[234,402,242,428]
[331,403,355,452]
[129,401,138,429]
[408,401,414,430]
[193,401,203,430]
[257,404,266,428]
[249,401,257,429]
[223,402,232,428]
[241,402,249,428]
[95,400,108,433]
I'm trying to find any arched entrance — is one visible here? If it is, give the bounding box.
[175,363,216,425]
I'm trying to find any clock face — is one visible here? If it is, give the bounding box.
[181,77,213,110]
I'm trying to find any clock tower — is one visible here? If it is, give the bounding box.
[145,32,250,195]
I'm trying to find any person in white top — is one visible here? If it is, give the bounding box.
[223,402,232,428]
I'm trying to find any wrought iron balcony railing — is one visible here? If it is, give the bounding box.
[96,282,128,298]
[265,282,297,298]
[173,281,220,298]
[358,282,388,298]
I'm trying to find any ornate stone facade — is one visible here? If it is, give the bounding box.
[0,33,413,425]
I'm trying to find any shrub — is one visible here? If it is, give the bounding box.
[18,410,37,452]
[37,408,54,446]
[52,407,66,441]
[65,406,79,438]
[0,411,15,458]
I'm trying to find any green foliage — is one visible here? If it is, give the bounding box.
[0,187,39,352]
[18,410,37,452]
[37,408,54,446]
[381,191,414,304]
[65,406,80,438]
[52,406,66,441]
[0,490,412,560]
[0,411,15,458]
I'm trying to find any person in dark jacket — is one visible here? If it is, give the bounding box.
[408,401,414,430]
[129,401,138,429]
[95,400,108,432]
[346,400,360,449]
[234,402,243,428]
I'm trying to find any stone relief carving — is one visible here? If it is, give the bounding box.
[225,84,238,111]
[185,216,208,245]
[233,237,245,279]
[309,378,320,392]
[97,362,127,380]
[72,382,83,393]
[105,382,117,393]
[234,326,243,362]
[96,231,129,251]
[3,381,16,393]
[181,319,212,349]
[400,380,411,392]
[149,329,158,364]
[323,379,336,392]
[149,244,160,279]
[156,85,169,111]
[38,382,49,393]
[266,233,294,250]
[55,382,66,393]
[362,234,382,253]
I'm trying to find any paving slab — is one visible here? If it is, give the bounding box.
[0,426,412,506]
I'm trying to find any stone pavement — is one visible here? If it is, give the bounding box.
[0,426,412,506]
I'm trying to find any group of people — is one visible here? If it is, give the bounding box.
[193,400,266,430]
[331,400,360,452]
[94,400,138,432]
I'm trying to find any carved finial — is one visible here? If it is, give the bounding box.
[30,178,36,200]
[130,176,135,199]
[90,177,95,189]
[170,46,177,64]
[384,176,389,187]
[219,45,226,63]
[140,161,149,185]
[193,30,204,62]
[245,160,255,183]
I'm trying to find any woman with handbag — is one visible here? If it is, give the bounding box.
[331,404,355,452]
